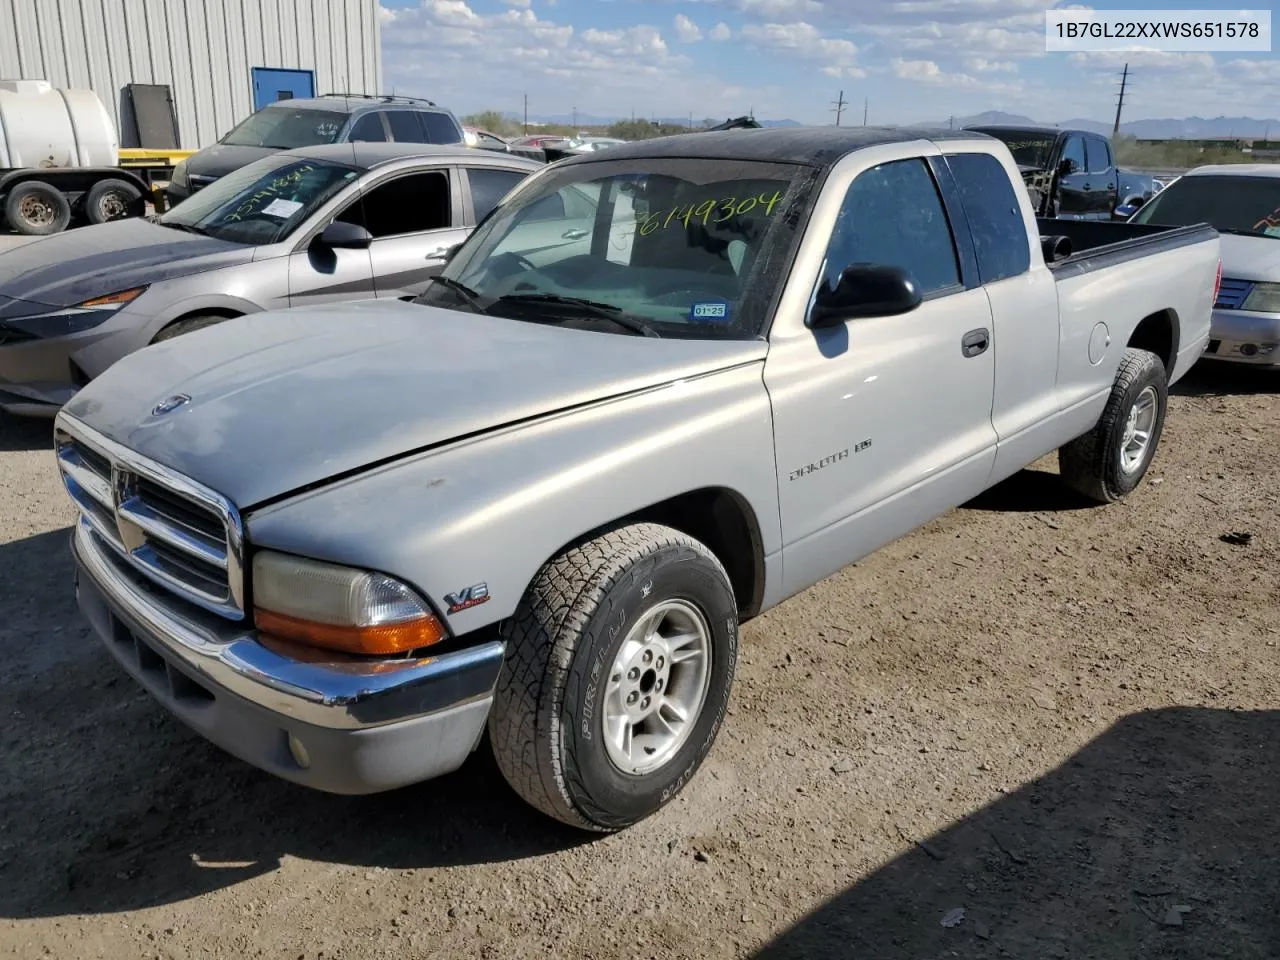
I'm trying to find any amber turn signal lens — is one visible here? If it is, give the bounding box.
[254,608,447,656]
[77,287,146,309]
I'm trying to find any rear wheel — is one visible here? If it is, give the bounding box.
[5,181,71,235]
[151,313,235,343]
[85,178,144,224]
[1059,346,1168,502]
[488,522,739,832]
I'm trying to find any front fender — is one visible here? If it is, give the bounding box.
[244,361,781,635]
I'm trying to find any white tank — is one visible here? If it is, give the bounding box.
[0,79,119,170]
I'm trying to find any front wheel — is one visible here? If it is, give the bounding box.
[1059,346,1168,502]
[4,181,71,235]
[489,522,739,832]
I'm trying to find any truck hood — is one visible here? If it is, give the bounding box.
[61,299,768,508]
[0,218,254,309]
[1219,233,1280,281]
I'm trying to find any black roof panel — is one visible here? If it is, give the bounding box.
[558,125,991,171]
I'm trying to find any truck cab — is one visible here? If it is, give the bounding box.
[966,124,1120,220]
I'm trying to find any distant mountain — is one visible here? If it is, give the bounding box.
[514,112,802,129]
[918,111,1280,139]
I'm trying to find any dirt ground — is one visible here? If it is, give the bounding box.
[1,361,1277,960]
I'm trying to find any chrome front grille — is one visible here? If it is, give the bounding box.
[55,415,246,621]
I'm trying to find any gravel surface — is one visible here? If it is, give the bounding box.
[1,361,1277,960]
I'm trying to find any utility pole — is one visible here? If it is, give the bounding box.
[862,97,868,125]
[523,93,528,134]
[948,115,955,130]
[572,105,578,129]
[1112,62,1129,137]
[831,89,847,126]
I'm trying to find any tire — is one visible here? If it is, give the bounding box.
[151,313,234,343]
[85,178,144,224]
[489,522,739,832]
[4,181,72,235]
[1059,347,1168,503]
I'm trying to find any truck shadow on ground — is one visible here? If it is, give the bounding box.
[753,705,1280,960]
[960,467,1097,514]
[0,528,593,920]
[0,413,54,452]
[1172,360,1278,397]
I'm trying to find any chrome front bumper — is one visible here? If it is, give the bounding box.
[72,519,505,794]
[1207,308,1280,366]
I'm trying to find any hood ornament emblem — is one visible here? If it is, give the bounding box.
[152,394,191,416]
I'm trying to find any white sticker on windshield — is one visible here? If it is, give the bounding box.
[262,198,303,218]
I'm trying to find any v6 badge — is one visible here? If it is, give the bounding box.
[444,582,490,614]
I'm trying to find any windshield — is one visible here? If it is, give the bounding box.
[159,154,360,244]
[220,106,348,148]
[972,130,1056,170]
[416,156,809,339]
[1131,174,1280,238]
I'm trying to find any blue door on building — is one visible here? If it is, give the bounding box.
[251,67,315,110]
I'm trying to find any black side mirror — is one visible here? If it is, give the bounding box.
[808,264,922,328]
[316,221,373,249]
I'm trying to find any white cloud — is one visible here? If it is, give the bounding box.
[965,57,1017,73]
[740,21,864,76]
[377,3,396,23]
[733,0,823,18]
[710,21,732,40]
[583,24,668,55]
[673,13,703,42]
[500,0,531,7]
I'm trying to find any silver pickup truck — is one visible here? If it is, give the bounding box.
[52,127,1221,833]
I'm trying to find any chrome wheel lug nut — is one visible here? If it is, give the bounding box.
[627,691,639,705]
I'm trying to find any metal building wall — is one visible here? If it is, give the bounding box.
[0,0,382,150]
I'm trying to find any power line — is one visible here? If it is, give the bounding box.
[831,89,847,126]
[1112,63,1129,137]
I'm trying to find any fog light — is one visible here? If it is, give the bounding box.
[1241,343,1258,357]
[288,733,311,769]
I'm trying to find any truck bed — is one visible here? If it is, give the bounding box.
[1036,218,1218,280]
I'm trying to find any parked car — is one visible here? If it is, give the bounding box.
[164,94,466,205]
[965,124,1155,219]
[53,126,1218,833]
[463,128,511,152]
[1128,163,1280,367]
[0,143,542,416]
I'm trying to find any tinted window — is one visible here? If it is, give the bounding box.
[1087,136,1113,174]
[1061,136,1086,174]
[1131,174,1280,238]
[420,111,462,144]
[386,111,428,143]
[337,171,451,237]
[946,152,1030,284]
[348,113,386,142]
[467,168,530,221]
[822,158,960,297]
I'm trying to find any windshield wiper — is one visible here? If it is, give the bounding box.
[1218,227,1280,240]
[155,221,207,236]
[424,276,489,313]
[494,293,661,338]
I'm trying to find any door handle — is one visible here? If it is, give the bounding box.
[424,248,448,260]
[561,228,588,240]
[1083,182,1091,189]
[961,327,990,358]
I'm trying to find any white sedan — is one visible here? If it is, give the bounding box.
[1129,164,1280,367]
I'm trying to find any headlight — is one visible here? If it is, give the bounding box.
[170,159,189,189]
[1,287,148,338]
[1241,281,1280,313]
[251,550,446,656]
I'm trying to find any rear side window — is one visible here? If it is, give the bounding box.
[946,152,1031,284]
[348,113,386,142]
[467,167,530,222]
[386,111,428,143]
[419,111,463,144]
[822,158,960,297]
[1087,136,1113,174]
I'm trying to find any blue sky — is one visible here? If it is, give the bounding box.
[378,1,1279,124]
